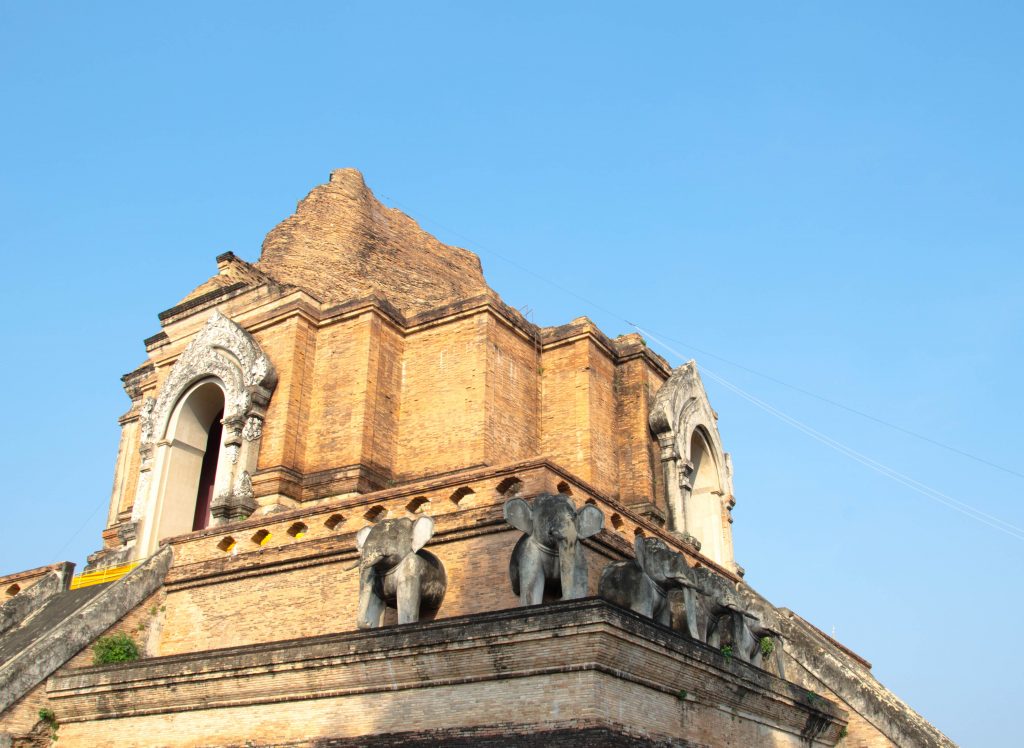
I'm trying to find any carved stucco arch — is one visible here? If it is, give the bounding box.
[131,311,277,558]
[649,361,736,569]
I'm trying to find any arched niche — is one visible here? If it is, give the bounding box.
[131,311,277,558]
[151,379,226,542]
[686,426,726,564]
[649,361,736,570]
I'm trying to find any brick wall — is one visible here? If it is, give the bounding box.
[49,602,848,748]
[397,314,487,479]
[252,314,317,475]
[484,314,539,466]
[301,314,373,474]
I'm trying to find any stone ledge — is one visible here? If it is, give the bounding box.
[142,331,169,349]
[157,281,249,322]
[314,719,704,747]
[779,609,955,748]
[160,509,630,593]
[0,547,172,714]
[251,461,393,501]
[158,459,738,583]
[0,562,73,592]
[49,598,846,746]
[0,565,73,637]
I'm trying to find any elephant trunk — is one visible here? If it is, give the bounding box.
[558,536,579,600]
[664,557,696,590]
[361,550,386,569]
[356,562,384,629]
[666,571,694,590]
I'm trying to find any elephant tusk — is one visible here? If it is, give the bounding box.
[341,560,361,572]
[670,575,698,589]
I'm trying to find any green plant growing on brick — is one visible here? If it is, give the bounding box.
[759,636,774,658]
[839,725,848,739]
[677,689,688,701]
[38,707,59,741]
[720,644,733,663]
[806,690,819,705]
[92,632,140,665]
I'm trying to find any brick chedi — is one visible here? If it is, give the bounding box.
[257,168,488,314]
[0,170,955,748]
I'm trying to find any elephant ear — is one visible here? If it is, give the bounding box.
[355,525,373,551]
[411,515,435,553]
[503,497,533,534]
[575,504,604,539]
[633,534,647,570]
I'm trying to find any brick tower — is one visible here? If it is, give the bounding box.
[0,170,954,747]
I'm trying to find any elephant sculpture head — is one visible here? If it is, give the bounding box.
[634,535,694,591]
[683,566,758,661]
[354,515,447,629]
[599,535,696,626]
[504,493,604,606]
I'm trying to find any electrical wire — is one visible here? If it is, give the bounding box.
[53,498,109,559]
[627,327,1024,481]
[383,191,1022,480]
[635,326,1024,542]
[378,191,1024,541]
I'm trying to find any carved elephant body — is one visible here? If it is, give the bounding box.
[684,566,758,660]
[355,516,447,629]
[505,493,604,606]
[599,535,696,626]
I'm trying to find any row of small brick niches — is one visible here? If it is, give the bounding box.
[162,458,736,580]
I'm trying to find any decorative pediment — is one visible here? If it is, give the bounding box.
[648,361,736,565]
[650,362,716,439]
[140,311,277,457]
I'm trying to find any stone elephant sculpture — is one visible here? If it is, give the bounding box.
[504,493,604,606]
[355,515,447,629]
[685,566,758,661]
[598,535,697,626]
[737,588,787,677]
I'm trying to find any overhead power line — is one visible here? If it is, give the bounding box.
[48,189,1022,564]
[382,192,1022,482]
[378,191,1023,542]
[627,328,1024,481]
[636,326,1024,542]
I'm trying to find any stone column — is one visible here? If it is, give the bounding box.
[657,433,684,534]
[679,458,696,535]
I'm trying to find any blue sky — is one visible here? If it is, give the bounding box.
[1,3,1021,744]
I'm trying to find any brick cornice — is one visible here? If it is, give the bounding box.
[161,458,739,584]
[48,597,847,746]
[157,282,249,322]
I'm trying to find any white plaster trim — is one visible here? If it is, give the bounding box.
[131,311,277,557]
[649,361,736,566]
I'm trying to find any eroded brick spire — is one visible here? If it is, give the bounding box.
[256,168,488,314]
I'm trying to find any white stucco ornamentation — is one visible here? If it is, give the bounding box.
[649,361,737,570]
[242,416,264,442]
[236,470,254,499]
[131,311,277,556]
[140,311,277,451]
[138,397,157,459]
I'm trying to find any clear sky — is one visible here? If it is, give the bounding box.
[1,3,1021,745]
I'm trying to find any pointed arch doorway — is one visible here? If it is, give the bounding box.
[153,379,227,541]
